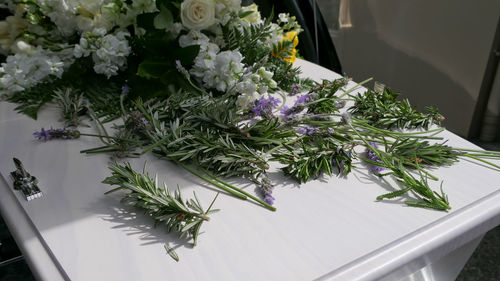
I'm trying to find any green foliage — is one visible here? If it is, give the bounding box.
[306,78,349,114]
[154,5,174,30]
[377,161,450,211]
[353,131,451,211]
[20,0,56,31]
[271,39,294,60]
[349,87,444,130]
[222,15,274,65]
[7,57,124,121]
[103,162,219,246]
[272,136,353,183]
[53,88,86,127]
[386,138,458,167]
[128,30,201,98]
[6,80,57,119]
[138,100,270,179]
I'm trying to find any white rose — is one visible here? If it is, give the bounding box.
[181,0,216,30]
[241,3,261,24]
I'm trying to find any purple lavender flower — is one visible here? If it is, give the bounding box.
[243,65,253,75]
[290,83,302,96]
[121,85,130,95]
[263,191,275,205]
[252,96,280,117]
[280,94,317,121]
[33,128,51,141]
[296,125,318,136]
[258,177,275,205]
[280,105,295,121]
[33,128,80,141]
[334,100,346,109]
[366,142,384,173]
[294,94,314,107]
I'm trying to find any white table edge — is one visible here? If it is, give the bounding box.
[0,174,68,281]
[316,189,500,281]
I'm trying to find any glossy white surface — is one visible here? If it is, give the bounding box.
[0,60,499,281]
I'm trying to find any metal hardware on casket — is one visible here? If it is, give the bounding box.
[10,158,43,201]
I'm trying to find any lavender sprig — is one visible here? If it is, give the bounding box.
[280,93,316,120]
[251,96,280,118]
[33,128,80,141]
[366,142,384,173]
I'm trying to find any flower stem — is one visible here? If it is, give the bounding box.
[195,165,276,211]
[176,161,247,200]
[141,135,169,155]
[79,133,142,143]
[339,77,373,99]
[459,154,500,170]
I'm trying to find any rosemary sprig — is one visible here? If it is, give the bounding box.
[350,123,451,211]
[271,135,353,183]
[349,87,444,130]
[54,88,87,127]
[103,162,219,246]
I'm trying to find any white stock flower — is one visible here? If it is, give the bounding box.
[12,40,36,54]
[236,91,260,108]
[211,50,243,91]
[92,31,131,77]
[257,67,273,80]
[278,13,289,23]
[236,80,257,95]
[178,30,210,50]
[0,47,69,95]
[38,0,79,36]
[74,29,131,78]
[180,0,216,30]
[168,23,184,38]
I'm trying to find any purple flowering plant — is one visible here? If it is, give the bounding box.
[251,96,280,118]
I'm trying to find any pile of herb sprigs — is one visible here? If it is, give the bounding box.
[14,67,500,253]
[73,73,498,212]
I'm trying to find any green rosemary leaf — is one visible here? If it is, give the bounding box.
[376,186,413,200]
[164,243,179,262]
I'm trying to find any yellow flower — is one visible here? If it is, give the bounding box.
[272,31,299,63]
[283,31,299,48]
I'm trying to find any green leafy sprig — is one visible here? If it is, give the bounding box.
[272,135,353,183]
[306,78,350,114]
[103,162,219,246]
[222,11,274,65]
[349,88,444,130]
[54,88,87,127]
[352,127,451,211]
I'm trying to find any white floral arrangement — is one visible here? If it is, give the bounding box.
[0,0,300,107]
